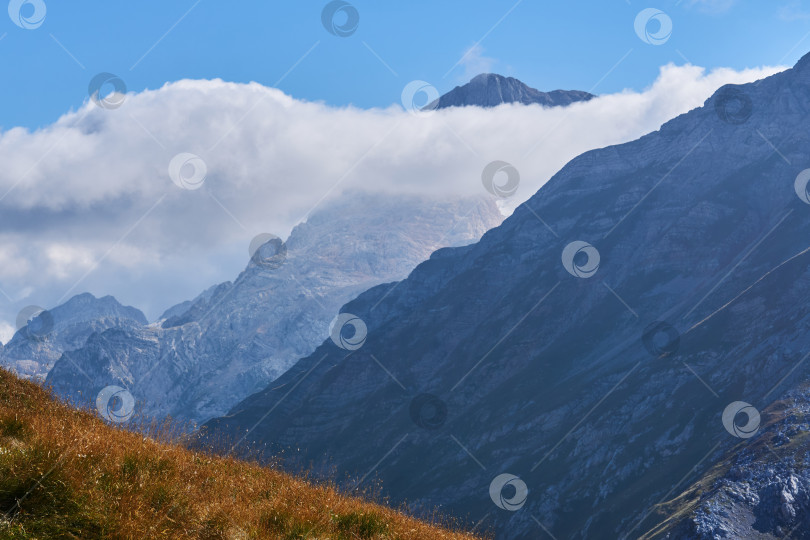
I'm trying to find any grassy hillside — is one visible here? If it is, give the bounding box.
[0,368,485,539]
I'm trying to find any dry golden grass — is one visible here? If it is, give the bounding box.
[0,368,486,539]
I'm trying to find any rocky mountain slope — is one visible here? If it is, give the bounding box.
[434,73,594,109]
[0,293,146,381]
[202,54,810,539]
[641,384,810,539]
[45,193,502,425]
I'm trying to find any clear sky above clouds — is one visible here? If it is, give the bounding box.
[0,0,807,340]
[1,0,809,129]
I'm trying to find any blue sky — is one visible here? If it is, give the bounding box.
[2,0,810,130]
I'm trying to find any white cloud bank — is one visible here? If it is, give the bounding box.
[0,62,786,339]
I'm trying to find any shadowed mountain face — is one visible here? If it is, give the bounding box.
[433,73,594,109]
[44,193,502,425]
[203,55,810,539]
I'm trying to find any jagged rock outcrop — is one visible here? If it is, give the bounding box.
[642,385,810,539]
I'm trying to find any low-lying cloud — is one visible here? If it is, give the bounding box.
[0,62,785,338]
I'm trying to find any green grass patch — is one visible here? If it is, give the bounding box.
[0,416,27,440]
[0,444,106,538]
[332,510,389,538]
[259,509,324,539]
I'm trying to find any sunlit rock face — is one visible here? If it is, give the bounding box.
[0,293,147,381]
[45,192,502,425]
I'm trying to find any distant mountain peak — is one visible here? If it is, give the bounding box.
[433,73,594,109]
[0,292,146,380]
[469,72,503,82]
[796,49,810,71]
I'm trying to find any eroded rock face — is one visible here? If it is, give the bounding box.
[433,73,594,109]
[0,293,147,381]
[45,193,502,425]
[650,386,810,540]
[202,54,810,539]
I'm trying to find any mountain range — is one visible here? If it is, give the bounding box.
[0,294,146,381]
[38,193,501,424]
[7,64,807,539]
[2,73,589,426]
[200,55,810,540]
